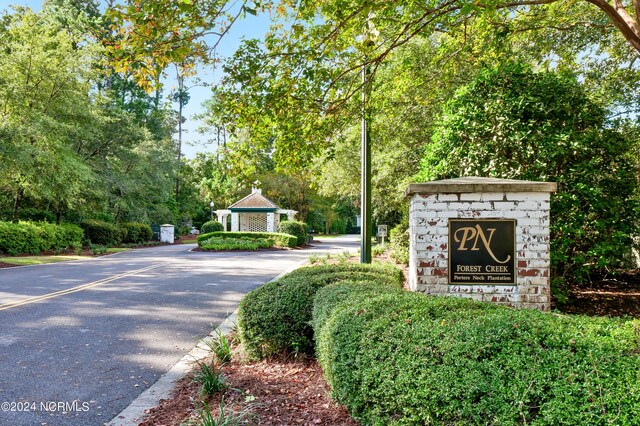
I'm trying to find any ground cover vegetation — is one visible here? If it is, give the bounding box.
[235,264,640,425]
[197,231,298,248]
[199,236,273,251]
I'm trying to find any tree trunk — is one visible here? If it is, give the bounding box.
[12,187,24,221]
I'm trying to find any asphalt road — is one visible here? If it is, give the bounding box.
[0,235,359,426]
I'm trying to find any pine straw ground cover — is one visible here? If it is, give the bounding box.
[139,339,357,426]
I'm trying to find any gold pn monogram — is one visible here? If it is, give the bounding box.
[453,225,511,264]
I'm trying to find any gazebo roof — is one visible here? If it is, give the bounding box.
[228,188,280,211]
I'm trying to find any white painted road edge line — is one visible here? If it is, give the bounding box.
[106,258,310,426]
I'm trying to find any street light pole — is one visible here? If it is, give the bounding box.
[360,60,372,264]
[210,201,214,221]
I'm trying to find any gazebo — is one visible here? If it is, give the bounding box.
[214,187,297,232]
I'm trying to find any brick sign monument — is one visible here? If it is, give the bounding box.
[405,177,557,311]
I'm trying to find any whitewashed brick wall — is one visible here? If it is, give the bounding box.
[408,191,552,311]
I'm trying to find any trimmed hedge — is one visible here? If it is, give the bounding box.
[0,221,83,255]
[313,288,640,425]
[237,263,404,359]
[199,236,273,251]
[197,231,297,249]
[201,220,224,234]
[81,220,120,246]
[311,280,403,335]
[278,220,308,246]
[120,222,152,244]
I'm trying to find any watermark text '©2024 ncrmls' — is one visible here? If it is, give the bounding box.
[1,400,90,413]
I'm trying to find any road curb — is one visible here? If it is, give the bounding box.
[106,258,309,426]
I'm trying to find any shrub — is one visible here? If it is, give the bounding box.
[371,244,386,257]
[237,263,404,359]
[18,208,56,223]
[314,290,640,425]
[389,222,409,265]
[81,220,120,246]
[0,221,83,255]
[176,224,191,237]
[201,220,224,234]
[197,231,297,248]
[0,221,38,255]
[90,244,107,255]
[278,220,308,246]
[56,223,84,249]
[199,237,273,251]
[119,222,153,244]
[311,280,403,335]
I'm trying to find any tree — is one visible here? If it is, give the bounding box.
[104,0,265,94]
[419,63,639,296]
[0,7,97,220]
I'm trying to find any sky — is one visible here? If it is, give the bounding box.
[0,0,272,158]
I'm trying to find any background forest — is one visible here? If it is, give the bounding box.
[2,0,640,296]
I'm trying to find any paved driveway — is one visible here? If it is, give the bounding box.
[0,236,359,426]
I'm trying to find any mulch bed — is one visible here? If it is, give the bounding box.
[558,270,640,318]
[140,355,357,426]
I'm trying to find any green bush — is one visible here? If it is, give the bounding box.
[18,208,56,223]
[311,280,402,335]
[237,263,404,359]
[389,222,409,265]
[56,223,84,249]
[201,220,224,234]
[278,220,308,246]
[197,231,297,248]
[80,220,120,246]
[199,236,273,251]
[119,222,152,244]
[0,221,83,255]
[176,224,191,237]
[314,290,640,425]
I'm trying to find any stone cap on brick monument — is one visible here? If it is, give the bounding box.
[404,176,557,197]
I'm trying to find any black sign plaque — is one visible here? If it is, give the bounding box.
[448,219,516,285]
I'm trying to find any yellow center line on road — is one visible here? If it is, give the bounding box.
[0,264,163,312]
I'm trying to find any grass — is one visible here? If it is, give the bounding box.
[205,330,233,364]
[314,234,344,239]
[106,247,130,253]
[190,398,253,426]
[0,255,91,265]
[194,362,227,397]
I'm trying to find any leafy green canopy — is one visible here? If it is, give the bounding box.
[419,63,639,291]
[0,5,181,224]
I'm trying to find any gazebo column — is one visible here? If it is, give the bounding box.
[266,213,275,232]
[287,211,296,221]
[231,213,239,232]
